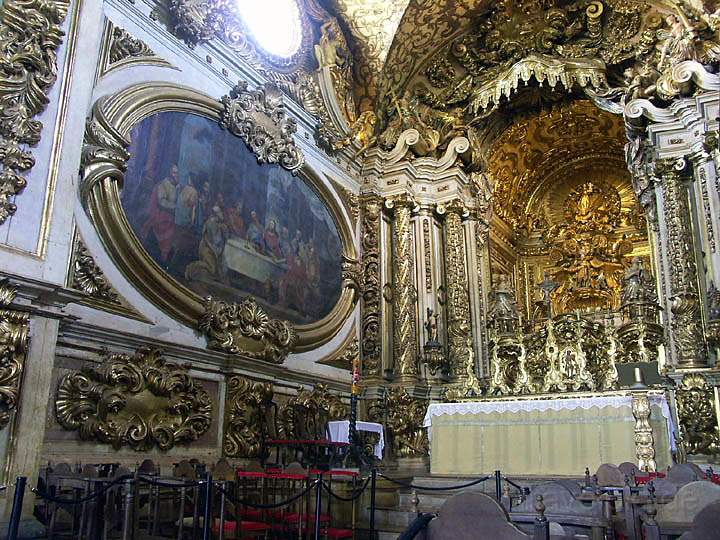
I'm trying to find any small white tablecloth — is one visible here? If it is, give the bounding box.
[327,421,385,459]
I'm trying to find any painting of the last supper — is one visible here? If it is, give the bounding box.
[121,111,343,325]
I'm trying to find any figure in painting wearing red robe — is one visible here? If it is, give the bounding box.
[263,219,282,259]
[142,164,179,262]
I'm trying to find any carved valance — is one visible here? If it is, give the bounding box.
[55,347,212,451]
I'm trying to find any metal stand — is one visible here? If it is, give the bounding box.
[7,476,26,540]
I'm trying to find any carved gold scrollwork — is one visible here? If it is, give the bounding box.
[278,384,347,440]
[0,279,29,430]
[55,347,212,451]
[199,296,297,364]
[0,0,69,225]
[657,157,707,367]
[360,194,383,377]
[675,373,720,457]
[368,387,428,458]
[223,375,274,458]
[631,394,657,472]
[220,81,304,173]
[70,236,119,303]
[387,195,419,380]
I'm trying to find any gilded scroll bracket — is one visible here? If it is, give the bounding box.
[0,278,29,431]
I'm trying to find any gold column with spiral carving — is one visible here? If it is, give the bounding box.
[657,157,708,367]
[387,194,419,381]
[360,193,383,378]
[442,200,475,382]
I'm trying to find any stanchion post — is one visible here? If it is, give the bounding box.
[495,470,502,502]
[533,495,549,540]
[202,472,213,540]
[7,476,27,540]
[369,469,377,538]
[314,474,323,540]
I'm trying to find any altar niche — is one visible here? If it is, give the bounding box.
[121,111,343,325]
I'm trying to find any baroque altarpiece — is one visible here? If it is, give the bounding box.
[0,0,719,520]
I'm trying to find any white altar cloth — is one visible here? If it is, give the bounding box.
[423,393,674,476]
[327,421,385,459]
[424,394,675,446]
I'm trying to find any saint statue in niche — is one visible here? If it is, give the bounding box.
[121,111,343,325]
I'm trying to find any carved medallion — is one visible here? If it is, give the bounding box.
[220,81,304,173]
[55,347,212,451]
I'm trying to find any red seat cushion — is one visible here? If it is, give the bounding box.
[240,508,263,520]
[212,520,271,533]
[283,512,331,523]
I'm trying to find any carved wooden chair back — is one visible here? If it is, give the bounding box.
[678,500,720,540]
[138,458,157,475]
[595,464,625,487]
[426,492,531,540]
[174,460,197,480]
[667,463,705,486]
[656,481,720,525]
[619,461,639,479]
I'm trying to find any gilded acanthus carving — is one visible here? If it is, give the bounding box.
[442,201,477,385]
[675,373,720,457]
[490,312,618,396]
[278,384,348,440]
[199,296,297,364]
[224,376,274,458]
[617,257,663,364]
[631,394,657,472]
[0,279,29,430]
[657,157,707,367]
[387,195,419,380]
[368,387,428,458]
[108,26,157,65]
[0,0,69,225]
[55,347,212,451]
[360,194,382,377]
[220,81,304,173]
[69,237,119,303]
[318,333,359,370]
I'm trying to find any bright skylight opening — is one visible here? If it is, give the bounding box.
[237,0,303,58]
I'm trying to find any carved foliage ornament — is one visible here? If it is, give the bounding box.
[368,387,428,458]
[675,373,720,457]
[278,384,348,440]
[55,347,212,451]
[0,0,69,225]
[0,279,29,430]
[221,81,304,173]
[359,194,383,377]
[70,237,119,303]
[199,296,297,364]
[224,375,273,458]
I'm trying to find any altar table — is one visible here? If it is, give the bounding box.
[423,393,673,476]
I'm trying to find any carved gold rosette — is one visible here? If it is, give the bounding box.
[657,158,707,367]
[277,384,348,440]
[387,195,419,380]
[360,194,383,377]
[0,0,70,225]
[80,83,358,357]
[223,375,274,458]
[55,347,212,451]
[0,279,29,430]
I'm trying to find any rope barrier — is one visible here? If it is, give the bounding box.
[502,477,526,492]
[378,473,491,491]
[32,475,133,505]
[322,477,371,501]
[218,480,319,509]
[137,475,206,488]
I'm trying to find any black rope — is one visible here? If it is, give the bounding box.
[32,475,133,505]
[322,477,371,501]
[378,473,490,491]
[138,475,205,488]
[502,477,524,491]
[218,480,319,509]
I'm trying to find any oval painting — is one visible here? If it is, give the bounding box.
[121,111,343,325]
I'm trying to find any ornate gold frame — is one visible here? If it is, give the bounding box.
[81,83,358,354]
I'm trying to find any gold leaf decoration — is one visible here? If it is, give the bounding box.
[223,375,274,458]
[55,347,212,451]
[0,278,29,430]
[0,1,69,224]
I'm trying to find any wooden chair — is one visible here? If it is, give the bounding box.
[510,481,609,540]
[677,500,720,539]
[423,492,543,540]
[654,480,720,538]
